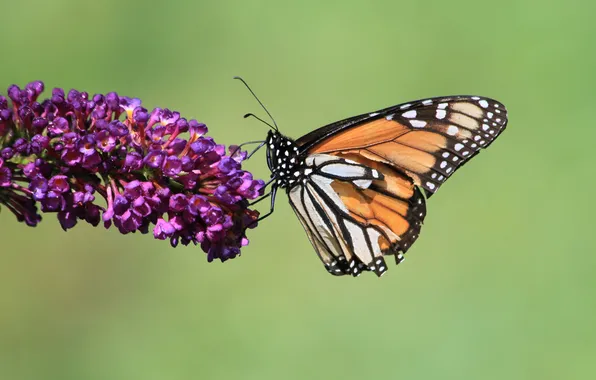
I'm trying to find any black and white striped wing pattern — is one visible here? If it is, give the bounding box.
[287,154,425,277]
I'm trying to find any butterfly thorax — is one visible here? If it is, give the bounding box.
[266,131,304,189]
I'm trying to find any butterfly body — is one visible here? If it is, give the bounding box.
[265,132,304,189]
[258,94,508,277]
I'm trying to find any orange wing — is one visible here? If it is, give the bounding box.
[304,96,508,196]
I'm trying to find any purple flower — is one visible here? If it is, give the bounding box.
[1,147,14,159]
[144,150,164,169]
[48,175,70,193]
[47,117,69,135]
[41,190,64,212]
[120,97,142,119]
[0,80,263,262]
[163,156,182,176]
[190,137,215,154]
[0,159,12,187]
[154,218,176,240]
[57,208,77,230]
[29,177,48,200]
[169,193,188,212]
[96,130,117,152]
[123,152,143,171]
[30,135,49,154]
[189,120,208,138]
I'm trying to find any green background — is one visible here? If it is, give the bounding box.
[1,0,595,379]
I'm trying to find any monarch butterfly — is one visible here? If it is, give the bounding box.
[235,78,508,277]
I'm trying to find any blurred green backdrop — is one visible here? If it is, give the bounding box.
[1,0,595,379]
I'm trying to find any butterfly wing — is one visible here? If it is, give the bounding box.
[291,96,507,276]
[287,154,426,277]
[298,96,508,196]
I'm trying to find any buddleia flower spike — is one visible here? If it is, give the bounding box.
[0,81,264,262]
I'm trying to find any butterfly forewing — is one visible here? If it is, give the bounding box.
[300,96,508,196]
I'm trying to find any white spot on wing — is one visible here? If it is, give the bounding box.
[410,120,427,128]
[479,100,489,108]
[353,179,372,189]
[436,109,447,119]
[402,110,417,118]
[447,125,459,135]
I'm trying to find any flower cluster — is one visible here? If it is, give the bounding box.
[0,81,264,261]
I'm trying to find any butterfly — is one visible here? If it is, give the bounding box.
[235,78,508,277]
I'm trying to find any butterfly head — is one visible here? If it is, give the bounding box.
[266,131,303,188]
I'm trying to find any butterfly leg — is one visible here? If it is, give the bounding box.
[246,141,267,159]
[250,191,271,206]
[229,140,265,159]
[245,186,278,229]
[249,178,276,205]
[254,185,277,223]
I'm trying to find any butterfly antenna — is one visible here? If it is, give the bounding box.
[234,76,279,131]
[243,113,276,130]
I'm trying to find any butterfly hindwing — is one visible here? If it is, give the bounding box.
[288,154,426,277]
